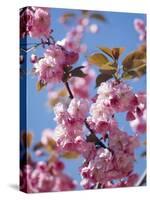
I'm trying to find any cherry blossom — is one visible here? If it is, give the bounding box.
[134,19,146,41]
[53,98,89,153]
[20,160,76,193]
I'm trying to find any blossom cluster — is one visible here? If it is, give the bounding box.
[87,80,146,137]
[33,44,79,85]
[20,7,51,38]
[53,98,89,154]
[80,128,139,189]
[20,160,76,193]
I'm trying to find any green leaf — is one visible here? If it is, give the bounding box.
[99,47,113,59]
[122,49,146,79]
[122,64,146,80]
[96,73,112,87]
[99,47,125,60]
[36,81,46,91]
[88,53,109,66]
[99,62,117,71]
[71,66,87,78]
[122,50,146,71]
[90,13,106,22]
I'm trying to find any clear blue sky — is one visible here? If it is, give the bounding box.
[24,8,146,189]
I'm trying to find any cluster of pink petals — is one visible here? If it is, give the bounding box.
[53,98,89,153]
[20,7,51,38]
[129,92,146,134]
[134,18,146,41]
[80,128,139,189]
[70,62,96,98]
[87,80,144,136]
[20,160,76,193]
[33,44,79,84]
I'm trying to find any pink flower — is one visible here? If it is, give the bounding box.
[33,45,66,84]
[129,92,146,134]
[20,160,76,193]
[20,7,34,38]
[134,19,146,41]
[134,19,145,33]
[87,80,140,136]
[80,128,139,189]
[20,7,51,38]
[29,8,51,38]
[54,98,89,154]
[34,56,63,84]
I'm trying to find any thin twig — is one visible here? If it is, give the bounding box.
[65,82,74,99]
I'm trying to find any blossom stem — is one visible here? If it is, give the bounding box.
[65,82,74,99]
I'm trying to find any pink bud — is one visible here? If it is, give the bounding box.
[30,54,38,63]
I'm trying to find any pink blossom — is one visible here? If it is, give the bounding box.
[34,56,63,84]
[30,54,38,63]
[54,98,89,153]
[20,7,51,38]
[29,8,51,38]
[134,18,146,41]
[80,129,139,189]
[87,80,138,136]
[20,7,34,38]
[129,92,146,134]
[33,44,80,85]
[20,160,76,193]
[33,45,65,84]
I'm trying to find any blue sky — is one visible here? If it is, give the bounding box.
[21,8,146,189]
